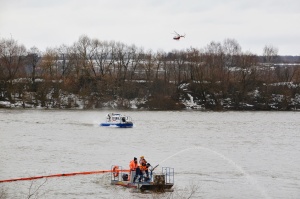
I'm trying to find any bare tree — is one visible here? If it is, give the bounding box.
[204,41,224,81]
[57,44,73,79]
[113,42,135,82]
[203,41,225,109]
[0,38,26,81]
[262,44,279,109]
[263,44,278,64]
[75,35,95,77]
[94,40,114,77]
[222,38,241,92]
[27,46,41,91]
[27,179,47,199]
[122,44,137,81]
[40,48,59,79]
[172,49,188,84]
[159,51,172,83]
[142,50,155,82]
[233,52,258,109]
[223,38,241,68]
[0,37,27,101]
[275,65,297,82]
[129,46,144,80]
[186,47,201,81]
[154,50,165,80]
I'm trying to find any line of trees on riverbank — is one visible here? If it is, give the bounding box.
[0,35,300,110]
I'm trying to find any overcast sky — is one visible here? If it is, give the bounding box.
[1,0,299,55]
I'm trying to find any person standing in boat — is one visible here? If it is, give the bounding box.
[134,166,143,182]
[107,114,111,122]
[132,157,145,182]
[139,156,147,165]
[129,157,138,181]
[138,156,150,181]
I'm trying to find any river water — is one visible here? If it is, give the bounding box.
[0,110,299,199]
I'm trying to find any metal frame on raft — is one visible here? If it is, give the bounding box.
[162,167,174,185]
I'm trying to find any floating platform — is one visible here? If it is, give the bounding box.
[110,166,174,192]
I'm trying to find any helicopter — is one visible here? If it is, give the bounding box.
[173,31,185,40]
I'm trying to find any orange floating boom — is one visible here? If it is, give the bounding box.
[0,169,129,183]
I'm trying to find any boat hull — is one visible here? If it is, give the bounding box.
[100,122,133,128]
[111,180,173,191]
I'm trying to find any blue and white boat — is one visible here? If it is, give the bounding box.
[100,113,133,128]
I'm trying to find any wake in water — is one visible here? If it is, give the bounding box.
[92,173,111,188]
[158,146,270,199]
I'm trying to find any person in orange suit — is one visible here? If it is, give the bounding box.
[138,156,150,182]
[139,156,147,165]
[129,157,138,180]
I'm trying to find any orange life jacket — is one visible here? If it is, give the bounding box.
[139,163,147,171]
[129,160,138,171]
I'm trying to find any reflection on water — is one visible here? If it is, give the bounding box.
[0,110,299,198]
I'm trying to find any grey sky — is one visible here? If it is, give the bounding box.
[1,0,299,55]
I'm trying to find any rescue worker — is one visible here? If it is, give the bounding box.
[107,114,111,121]
[139,162,148,182]
[139,156,147,165]
[133,156,146,183]
[138,156,150,182]
[129,157,138,181]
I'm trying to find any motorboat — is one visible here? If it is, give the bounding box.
[110,165,174,192]
[100,113,133,128]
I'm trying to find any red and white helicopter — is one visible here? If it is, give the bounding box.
[173,31,185,40]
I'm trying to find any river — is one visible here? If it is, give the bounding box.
[0,110,299,198]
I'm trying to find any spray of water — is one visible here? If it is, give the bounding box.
[158,146,270,199]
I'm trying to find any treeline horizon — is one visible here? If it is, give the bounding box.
[1,35,300,110]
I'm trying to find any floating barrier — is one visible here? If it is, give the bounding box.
[0,169,129,183]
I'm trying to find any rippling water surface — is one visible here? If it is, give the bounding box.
[0,110,299,198]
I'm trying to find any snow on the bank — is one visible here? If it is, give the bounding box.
[0,101,11,108]
[182,93,204,109]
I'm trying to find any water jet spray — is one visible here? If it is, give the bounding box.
[157,146,271,199]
